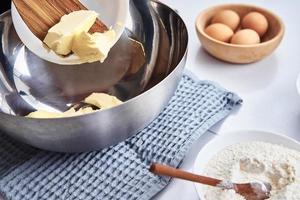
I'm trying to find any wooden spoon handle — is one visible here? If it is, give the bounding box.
[150,163,222,187]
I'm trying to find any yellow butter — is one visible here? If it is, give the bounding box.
[26,93,122,119]
[72,30,116,63]
[84,93,122,110]
[43,10,98,55]
[26,110,64,118]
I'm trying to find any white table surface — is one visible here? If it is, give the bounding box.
[154,0,300,199]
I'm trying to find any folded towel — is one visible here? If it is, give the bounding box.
[0,73,241,200]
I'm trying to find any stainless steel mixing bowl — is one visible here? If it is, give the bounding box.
[0,0,188,152]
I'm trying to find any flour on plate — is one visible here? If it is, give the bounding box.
[203,142,300,200]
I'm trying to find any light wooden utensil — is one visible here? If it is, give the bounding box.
[12,0,108,40]
[150,163,271,200]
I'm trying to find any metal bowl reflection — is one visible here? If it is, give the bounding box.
[0,0,188,152]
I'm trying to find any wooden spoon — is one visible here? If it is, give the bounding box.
[150,163,272,200]
[12,0,108,41]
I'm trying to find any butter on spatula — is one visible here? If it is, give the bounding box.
[43,10,116,63]
[13,0,115,63]
[12,0,108,40]
[43,10,99,56]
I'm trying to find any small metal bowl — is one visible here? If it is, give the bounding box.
[0,0,188,152]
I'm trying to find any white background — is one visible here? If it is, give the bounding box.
[155,0,300,199]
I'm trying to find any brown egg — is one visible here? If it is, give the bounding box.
[231,29,260,45]
[242,12,269,37]
[204,23,234,42]
[211,10,240,31]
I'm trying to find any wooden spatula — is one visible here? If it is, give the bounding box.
[12,0,108,40]
[150,163,272,200]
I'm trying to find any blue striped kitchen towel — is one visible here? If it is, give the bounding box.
[0,73,241,200]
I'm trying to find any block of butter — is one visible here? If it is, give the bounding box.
[26,107,95,119]
[43,10,116,63]
[26,93,122,119]
[72,30,116,63]
[84,93,122,110]
[44,10,98,56]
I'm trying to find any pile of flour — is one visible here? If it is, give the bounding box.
[203,142,300,200]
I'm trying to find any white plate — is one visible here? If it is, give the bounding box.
[11,0,129,65]
[193,130,300,200]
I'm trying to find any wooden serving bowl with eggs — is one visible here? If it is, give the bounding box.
[195,4,284,64]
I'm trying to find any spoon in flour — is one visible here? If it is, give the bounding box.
[11,0,129,65]
[150,163,272,200]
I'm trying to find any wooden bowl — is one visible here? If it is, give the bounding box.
[195,4,284,64]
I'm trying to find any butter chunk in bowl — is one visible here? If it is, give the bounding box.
[26,93,122,119]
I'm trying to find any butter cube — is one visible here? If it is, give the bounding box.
[43,10,98,55]
[72,30,116,63]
